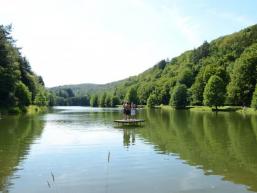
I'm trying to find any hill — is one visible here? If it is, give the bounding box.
[50,24,257,108]
[50,79,125,96]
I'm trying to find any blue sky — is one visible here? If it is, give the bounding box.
[0,0,256,87]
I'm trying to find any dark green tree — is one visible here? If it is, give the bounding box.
[15,82,32,107]
[137,84,154,105]
[111,95,120,107]
[125,87,138,104]
[48,92,55,106]
[251,85,257,110]
[170,84,188,108]
[177,68,194,88]
[34,87,48,106]
[203,75,226,110]
[0,25,20,107]
[105,95,112,107]
[227,43,257,106]
[190,75,204,105]
[147,93,157,108]
[90,95,99,107]
[100,93,107,107]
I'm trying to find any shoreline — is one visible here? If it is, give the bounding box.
[0,105,48,115]
[157,105,257,115]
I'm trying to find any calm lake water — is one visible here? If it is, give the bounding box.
[1,106,257,193]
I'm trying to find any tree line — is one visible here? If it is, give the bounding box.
[0,25,49,113]
[50,24,257,110]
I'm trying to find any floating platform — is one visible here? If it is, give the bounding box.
[114,119,145,126]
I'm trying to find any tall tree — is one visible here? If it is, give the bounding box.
[227,43,257,106]
[15,82,32,107]
[90,95,99,107]
[100,93,107,107]
[203,75,226,110]
[251,85,257,110]
[125,87,138,104]
[147,93,157,108]
[170,84,188,108]
[0,25,20,107]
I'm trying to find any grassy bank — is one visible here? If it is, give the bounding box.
[0,105,48,115]
[158,105,257,115]
[26,105,48,115]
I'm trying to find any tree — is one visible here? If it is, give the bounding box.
[100,93,107,107]
[227,43,257,106]
[203,75,226,110]
[170,84,188,108]
[90,95,99,107]
[177,68,194,88]
[111,95,120,107]
[105,95,112,107]
[190,69,205,105]
[125,87,138,104]
[48,92,55,106]
[192,41,210,64]
[160,83,171,105]
[34,87,48,106]
[0,25,20,107]
[137,84,154,105]
[251,85,257,110]
[15,82,32,107]
[147,93,157,108]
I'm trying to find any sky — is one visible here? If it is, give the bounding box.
[0,0,257,87]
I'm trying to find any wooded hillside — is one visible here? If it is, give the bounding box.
[50,24,257,108]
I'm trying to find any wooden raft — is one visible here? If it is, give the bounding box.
[114,119,145,126]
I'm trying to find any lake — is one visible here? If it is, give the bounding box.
[0,106,257,193]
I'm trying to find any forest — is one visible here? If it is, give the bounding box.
[0,25,49,113]
[51,24,257,109]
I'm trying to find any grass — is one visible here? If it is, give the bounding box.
[26,105,48,115]
[159,105,257,114]
[236,107,257,115]
[0,105,48,115]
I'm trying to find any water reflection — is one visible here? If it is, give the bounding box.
[0,115,45,192]
[138,109,257,192]
[1,107,257,193]
[123,128,136,147]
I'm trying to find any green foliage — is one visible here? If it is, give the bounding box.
[34,87,48,106]
[90,95,99,107]
[0,25,48,111]
[48,92,55,106]
[251,85,257,110]
[170,84,188,108]
[125,87,138,104]
[147,94,157,108]
[15,82,32,107]
[227,43,257,106]
[190,71,205,105]
[137,84,154,105]
[192,41,210,64]
[47,24,257,108]
[177,68,194,88]
[100,93,107,107]
[105,95,112,107]
[111,95,120,107]
[203,75,226,109]
[0,25,20,107]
